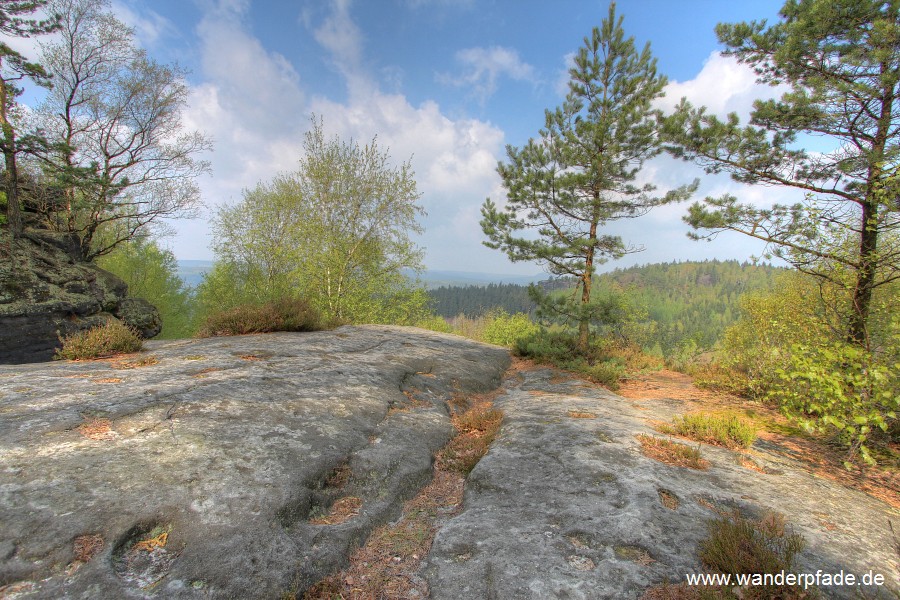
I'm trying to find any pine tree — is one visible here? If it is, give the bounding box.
[664,0,900,348]
[0,0,59,237]
[480,3,697,351]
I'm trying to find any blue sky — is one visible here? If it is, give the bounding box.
[16,0,802,275]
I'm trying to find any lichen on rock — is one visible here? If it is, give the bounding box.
[0,230,161,363]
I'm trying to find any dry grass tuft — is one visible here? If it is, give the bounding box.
[92,377,122,384]
[658,489,680,510]
[437,402,503,474]
[698,511,808,599]
[637,434,709,470]
[615,545,656,566]
[55,321,143,360]
[112,356,159,369]
[196,297,324,337]
[568,410,597,419]
[309,497,363,525]
[73,534,104,562]
[133,531,169,553]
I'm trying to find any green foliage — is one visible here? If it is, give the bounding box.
[699,512,807,599]
[514,330,631,390]
[206,116,427,326]
[55,321,143,360]
[427,260,783,359]
[481,310,540,348]
[769,341,899,465]
[664,0,900,346]
[661,412,757,449]
[97,238,195,339]
[196,297,325,338]
[708,272,900,462]
[481,4,697,349]
[413,315,453,333]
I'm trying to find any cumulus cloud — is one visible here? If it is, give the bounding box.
[175,0,309,257]
[658,51,787,119]
[111,1,178,48]
[437,46,538,105]
[173,0,513,272]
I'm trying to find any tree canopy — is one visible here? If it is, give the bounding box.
[481,3,697,350]
[663,0,900,348]
[0,0,59,236]
[20,0,211,260]
[202,117,429,325]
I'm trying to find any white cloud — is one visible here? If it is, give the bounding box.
[175,0,309,254]
[173,0,519,273]
[111,1,178,48]
[658,51,787,119]
[437,46,537,105]
[554,51,576,98]
[310,0,363,77]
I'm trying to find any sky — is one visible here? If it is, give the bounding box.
[11,0,803,276]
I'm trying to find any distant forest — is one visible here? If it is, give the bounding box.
[427,260,785,354]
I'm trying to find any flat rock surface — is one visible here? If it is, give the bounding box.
[0,326,509,599]
[3,328,898,599]
[425,365,900,599]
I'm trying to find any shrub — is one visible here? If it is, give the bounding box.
[414,314,453,333]
[196,297,324,337]
[55,321,143,360]
[513,330,654,390]
[661,412,757,449]
[699,511,807,599]
[768,341,898,465]
[481,310,540,347]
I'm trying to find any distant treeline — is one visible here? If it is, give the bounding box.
[427,260,785,353]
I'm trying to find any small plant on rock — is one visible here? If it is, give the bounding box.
[660,412,757,450]
[700,511,809,599]
[55,321,143,360]
[637,434,709,470]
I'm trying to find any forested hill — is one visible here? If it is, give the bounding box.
[428,260,785,353]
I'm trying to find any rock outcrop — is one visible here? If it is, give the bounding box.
[424,367,899,599]
[0,326,510,599]
[0,231,161,364]
[1,327,897,599]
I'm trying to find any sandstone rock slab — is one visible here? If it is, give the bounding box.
[424,367,900,599]
[0,326,510,599]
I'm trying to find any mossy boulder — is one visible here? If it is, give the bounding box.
[0,230,161,363]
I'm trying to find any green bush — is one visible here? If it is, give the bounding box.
[55,321,143,360]
[481,310,540,347]
[514,330,632,390]
[196,297,325,337]
[769,341,898,464]
[414,314,453,333]
[661,412,757,449]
